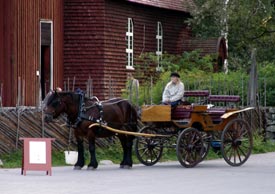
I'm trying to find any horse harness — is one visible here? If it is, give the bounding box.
[67,93,105,128]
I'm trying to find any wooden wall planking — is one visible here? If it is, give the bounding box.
[0,0,63,106]
[64,0,191,100]
[102,0,191,99]
[64,0,105,95]
[0,0,14,106]
[0,0,4,89]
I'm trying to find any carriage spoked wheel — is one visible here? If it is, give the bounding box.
[176,127,205,168]
[221,118,253,167]
[135,126,163,166]
[199,132,212,162]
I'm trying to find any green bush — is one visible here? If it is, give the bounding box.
[124,51,275,106]
[258,62,275,106]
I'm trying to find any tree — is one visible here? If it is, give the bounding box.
[188,0,275,69]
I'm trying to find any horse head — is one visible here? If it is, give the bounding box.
[43,90,68,122]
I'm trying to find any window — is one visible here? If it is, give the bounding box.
[156,22,163,71]
[126,18,134,70]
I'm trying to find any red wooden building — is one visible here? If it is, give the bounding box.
[0,0,64,107]
[63,0,196,100]
[182,37,228,72]
[1,0,226,107]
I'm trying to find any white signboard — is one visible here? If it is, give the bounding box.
[29,141,46,164]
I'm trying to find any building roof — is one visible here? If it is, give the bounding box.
[182,37,227,57]
[126,0,196,13]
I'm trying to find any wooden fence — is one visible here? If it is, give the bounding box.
[0,106,267,155]
[0,107,111,155]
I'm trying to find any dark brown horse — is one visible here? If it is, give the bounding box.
[43,90,138,169]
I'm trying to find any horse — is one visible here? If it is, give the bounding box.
[43,90,138,170]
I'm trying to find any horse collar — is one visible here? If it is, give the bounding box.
[69,100,105,128]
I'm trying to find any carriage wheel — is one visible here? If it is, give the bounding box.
[221,118,253,167]
[176,127,205,168]
[199,132,211,162]
[135,126,163,166]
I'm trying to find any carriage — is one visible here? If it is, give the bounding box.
[43,89,254,169]
[135,90,254,167]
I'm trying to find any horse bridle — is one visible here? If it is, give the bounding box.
[44,92,66,119]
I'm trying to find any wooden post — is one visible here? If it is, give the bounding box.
[72,76,76,92]
[16,77,21,149]
[150,76,153,105]
[67,77,70,91]
[90,78,93,97]
[0,82,3,108]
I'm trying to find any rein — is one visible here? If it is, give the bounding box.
[89,123,170,137]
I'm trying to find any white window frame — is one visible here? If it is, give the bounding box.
[156,21,163,71]
[40,20,53,90]
[39,20,53,105]
[126,18,134,70]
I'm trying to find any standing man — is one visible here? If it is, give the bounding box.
[127,73,139,106]
[162,72,184,107]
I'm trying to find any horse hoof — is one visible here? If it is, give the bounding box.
[74,166,82,170]
[120,165,132,169]
[87,166,97,170]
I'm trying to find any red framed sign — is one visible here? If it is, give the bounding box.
[20,138,55,176]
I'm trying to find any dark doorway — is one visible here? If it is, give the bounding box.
[41,46,51,99]
[40,22,52,100]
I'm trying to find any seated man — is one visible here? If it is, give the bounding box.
[162,72,184,107]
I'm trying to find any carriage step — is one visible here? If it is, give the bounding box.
[211,141,221,149]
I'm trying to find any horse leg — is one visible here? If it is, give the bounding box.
[119,136,134,168]
[74,138,85,170]
[87,138,98,170]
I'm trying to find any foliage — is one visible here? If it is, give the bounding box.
[124,49,275,106]
[252,134,275,154]
[128,51,216,105]
[0,150,22,168]
[188,0,275,68]
[179,50,214,72]
[136,50,214,74]
[1,134,275,168]
[145,63,275,106]
[0,149,68,168]
[133,69,249,106]
[258,61,275,106]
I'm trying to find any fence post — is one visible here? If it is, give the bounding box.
[41,101,45,138]
[0,82,3,108]
[16,77,21,149]
[264,78,267,107]
[241,76,244,107]
[72,76,76,92]
[150,76,153,105]
[67,77,70,91]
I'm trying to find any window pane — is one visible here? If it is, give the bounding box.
[126,18,134,68]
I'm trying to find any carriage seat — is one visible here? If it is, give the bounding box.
[207,95,240,123]
[207,108,227,124]
[208,95,240,103]
[184,90,210,97]
[182,90,210,105]
[171,105,193,120]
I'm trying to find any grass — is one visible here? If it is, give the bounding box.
[1,135,275,168]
